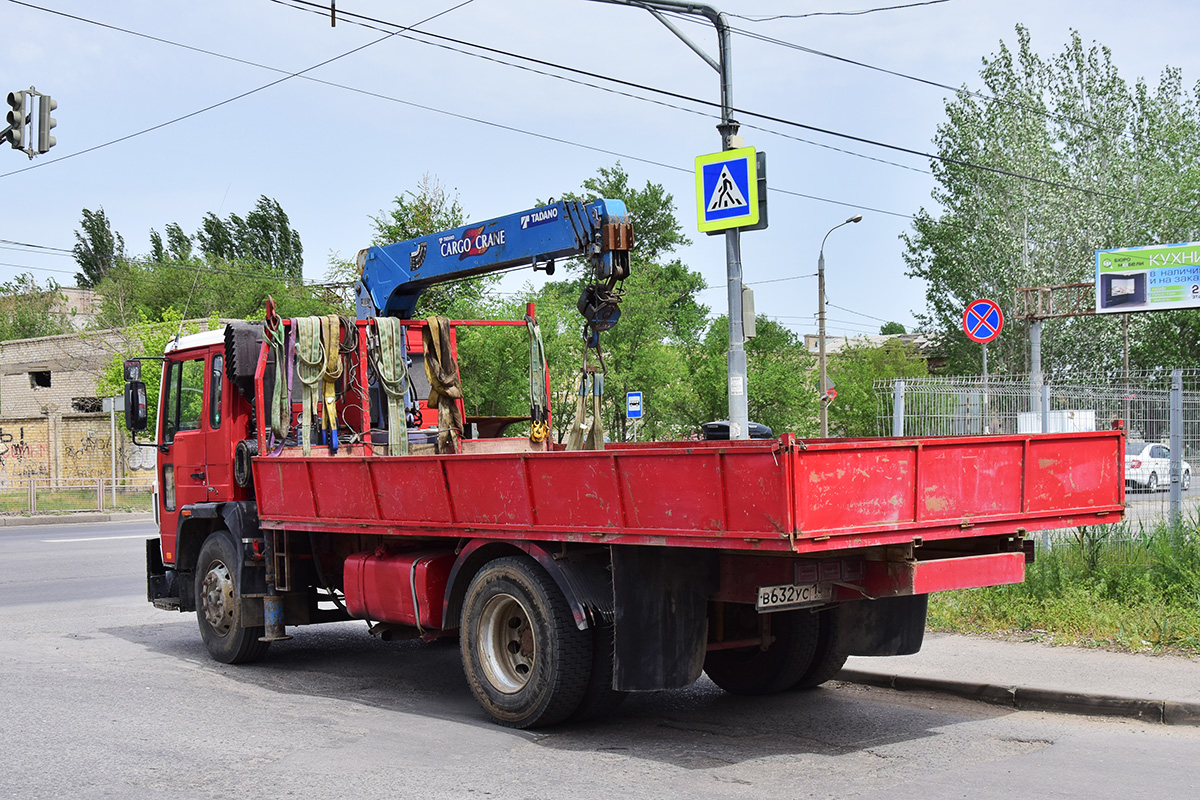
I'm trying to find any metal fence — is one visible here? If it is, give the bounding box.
[0,478,154,516]
[876,368,1200,532]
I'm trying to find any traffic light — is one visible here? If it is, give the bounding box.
[37,94,56,153]
[5,90,27,150]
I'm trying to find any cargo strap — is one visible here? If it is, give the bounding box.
[368,317,411,456]
[265,310,293,453]
[422,316,463,454]
[296,317,324,456]
[525,314,549,445]
[320,314,343,451]
[566,330,605,451]
[566,372,604,451]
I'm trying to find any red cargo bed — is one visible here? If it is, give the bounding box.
[253,430,1124,554]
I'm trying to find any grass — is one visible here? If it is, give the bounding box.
[0,486,153,514]
[929,521,1200,656]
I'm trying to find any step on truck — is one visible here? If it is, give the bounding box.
[127,197,1125,728]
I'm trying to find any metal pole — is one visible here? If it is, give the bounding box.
[818,249,828,437]
[1123,314,1131,429]
[817,216,862,438]
[981,342,990,434]
[1170,368,1183,527]
[1041,384,1050,434]
[586,0,749,439]
[892,380,906,437]
[110,401,117,509]
[1029,319,1043,414]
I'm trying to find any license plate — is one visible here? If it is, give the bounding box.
[755,582,833,612]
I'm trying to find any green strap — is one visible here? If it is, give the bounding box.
[267,323,289,443]
[371,318,411,456]
[296,316,324,456]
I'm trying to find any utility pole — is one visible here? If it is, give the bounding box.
[587,0,751,439]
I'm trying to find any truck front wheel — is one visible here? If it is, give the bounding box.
[195,530,270,664]
[460,556,592,728]
[704,607,818,695]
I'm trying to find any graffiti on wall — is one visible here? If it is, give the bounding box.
[0,425,50,484]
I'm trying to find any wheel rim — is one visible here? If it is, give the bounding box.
[477,592,535,694]
[200,560,236,637]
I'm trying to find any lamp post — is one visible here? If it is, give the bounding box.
[818,214,862,437]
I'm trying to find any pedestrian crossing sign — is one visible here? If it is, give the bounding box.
[696,147,759,233]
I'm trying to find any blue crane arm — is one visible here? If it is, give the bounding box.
[356,198,632,319]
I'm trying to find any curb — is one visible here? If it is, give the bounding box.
[836,669,1200,727]
[0,512,154,528]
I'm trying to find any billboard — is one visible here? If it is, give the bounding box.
[1095,241,1200,314]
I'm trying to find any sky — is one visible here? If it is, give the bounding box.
[2,0,1199,341]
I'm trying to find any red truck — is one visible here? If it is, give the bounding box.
[126,198,1125,727]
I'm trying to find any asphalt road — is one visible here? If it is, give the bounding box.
[2,520,1198,800]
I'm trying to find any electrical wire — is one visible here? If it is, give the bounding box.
[729,1,950,22]
[270,0,1200,218]
[0,0,478,180]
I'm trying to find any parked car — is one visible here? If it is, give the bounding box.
[1124,441,1191,492]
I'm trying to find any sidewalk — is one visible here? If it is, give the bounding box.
[0,511,154,527]
[837,632,1200,726]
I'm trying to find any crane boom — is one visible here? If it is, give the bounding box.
[355,198,632,321]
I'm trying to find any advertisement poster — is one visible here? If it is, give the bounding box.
[1095,241,1200,313]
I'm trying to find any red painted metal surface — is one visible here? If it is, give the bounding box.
[252,430,1125,555]
[343,549,456,628]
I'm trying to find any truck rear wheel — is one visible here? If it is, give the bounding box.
[195,530,270,664]
[461,556,592,728]
[570,619,628,721]
[793,606,848,689]
[704,607,818,695]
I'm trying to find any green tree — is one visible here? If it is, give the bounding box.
[195,195,304,284]
[552,163,709,441]
[0,274,72,341]
[94,309,202,436]
[827,338,928,437]
[880,321,906,335]
[73,207,125,288]
[687,316,818,437]
[904,26,1200,376]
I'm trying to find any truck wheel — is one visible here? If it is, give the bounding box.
[195,530,270,664]
[704,608,818,695]
[461,556,592,728]
[793,607,848,689]
[570,619,628,722]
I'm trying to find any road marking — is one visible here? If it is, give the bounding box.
[42,535,153,543]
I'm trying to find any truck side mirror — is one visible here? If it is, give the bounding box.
[125,380,148,432]
[124,359,143,382]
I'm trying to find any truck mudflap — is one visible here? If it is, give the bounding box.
[146,537,178,610]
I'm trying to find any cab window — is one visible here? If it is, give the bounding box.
[161,358,205,443]
[210,355,223,430]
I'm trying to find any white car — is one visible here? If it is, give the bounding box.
[1124,441,1191,492]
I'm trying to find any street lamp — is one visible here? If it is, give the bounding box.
[818,214,863,438]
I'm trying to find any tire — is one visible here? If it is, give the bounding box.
[1183,470,1191,492]
[1148,472,1159,493]
[793,606,848,689]
[460,556,592,728]
[569,619,628,722]
[704,607,818,696]
[195,530,270,664]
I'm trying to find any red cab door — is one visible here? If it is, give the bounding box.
[157,354,209,566]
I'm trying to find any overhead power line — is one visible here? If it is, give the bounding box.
[270,0,1200,219]
[0,0,477,179]
[728,1,950,22]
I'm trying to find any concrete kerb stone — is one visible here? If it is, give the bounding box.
[836,669,1200,727]
[0,512,154,528]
